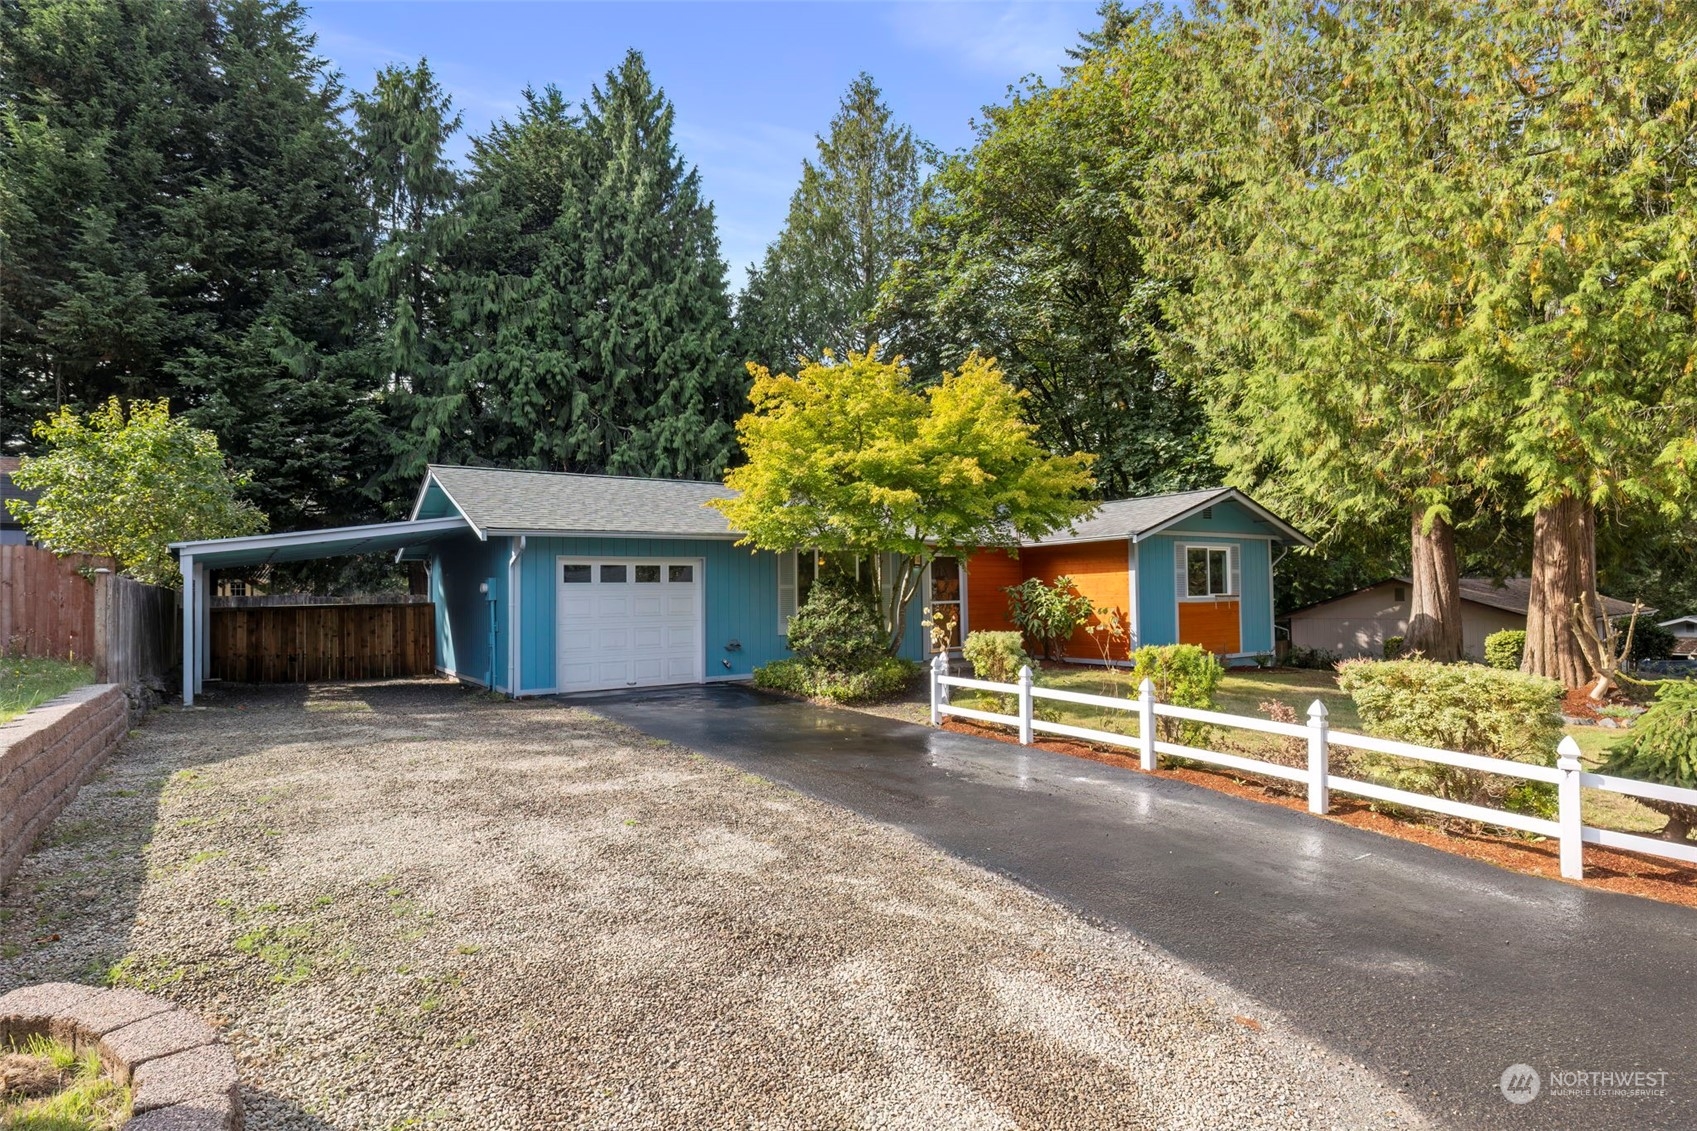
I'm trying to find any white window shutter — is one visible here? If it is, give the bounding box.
[777,551,797,634]
[1229,545,1241,597]
[1175,544,1189,599]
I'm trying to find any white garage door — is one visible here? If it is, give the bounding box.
[556,559,703,693]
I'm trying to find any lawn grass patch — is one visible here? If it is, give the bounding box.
[0,1034,130,1130]
[0,657,92,724]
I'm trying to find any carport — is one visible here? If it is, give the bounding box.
[171,517,470,705]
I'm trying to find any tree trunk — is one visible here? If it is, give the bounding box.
[1405,507,1464,662]
[1522,495,1596,688]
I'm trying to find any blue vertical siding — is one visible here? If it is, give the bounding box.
[1237,539,1273,654]
[1137,537,1178,645]
[432,533,508,690]
[502,537,926,693]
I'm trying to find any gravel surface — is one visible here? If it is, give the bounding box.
[0,680,1429,1130]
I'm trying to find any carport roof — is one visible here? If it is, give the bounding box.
[169,516,471,568]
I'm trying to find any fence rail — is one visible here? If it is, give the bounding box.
[928,655,1697,881]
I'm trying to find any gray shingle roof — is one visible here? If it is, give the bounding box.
[1026,487,1311,546]
[426,465,739,537]
[1455,577,1646,619]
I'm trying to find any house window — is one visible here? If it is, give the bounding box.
[227,579,248,597]
[668,564,693,583]
[1186,546,1234,598]
[930,556,962,649]
[562,564,591,583]
[635,565,661,583]
[1394,586,1407,603]
[600,564,627,583]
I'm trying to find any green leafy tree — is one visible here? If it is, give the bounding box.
[7,399,265,586]
[711,349,1096,653]
[883,10,1213,498]
[737,74,927,371]
[1599,681,1697,841]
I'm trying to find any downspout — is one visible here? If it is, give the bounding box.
[508,536,526,697]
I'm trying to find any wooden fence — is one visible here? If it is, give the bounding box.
[0,544,99,661]
[94,570,179,687]
[209,603,435,683]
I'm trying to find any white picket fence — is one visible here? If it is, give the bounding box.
[927,655,1697,881]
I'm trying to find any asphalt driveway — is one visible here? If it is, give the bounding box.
[582,683,1697,1131]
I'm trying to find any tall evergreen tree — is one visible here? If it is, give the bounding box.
[881,11,1214,499]
[736,74,926,371]
[568,51,741,477]
[1,0,387,529]
[345,59,465,504]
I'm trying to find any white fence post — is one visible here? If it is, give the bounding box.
[1306,699,1330,814]
[929,653,948,726]
[1017,665,1034,745]
[1137,678,1157,771]
[1557,735,1584,880]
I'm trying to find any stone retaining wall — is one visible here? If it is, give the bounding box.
[0,982,242,1128]
[0,684,128,890]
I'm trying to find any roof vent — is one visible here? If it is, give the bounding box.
[1201,507,1213,520]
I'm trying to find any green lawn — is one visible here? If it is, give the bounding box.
[0,656,93,723]
[972,664,1665,835]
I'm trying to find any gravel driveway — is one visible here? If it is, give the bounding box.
[0,681,1427,1129]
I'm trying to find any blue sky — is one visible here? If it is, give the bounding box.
[302,1,1101,285]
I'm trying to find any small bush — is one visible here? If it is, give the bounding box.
[1336,659,1563,819]
[786,574,885,671]
[1005,576,1096,660]
[1129,644,1223,742]
[961,631,1030,685]
[1382,635,1404,660]
[1620,617,1678,665]
[753,656,922,704]
[1600,681,1697,840]
[1484,629,1526,671]
[1285,645,1339,670]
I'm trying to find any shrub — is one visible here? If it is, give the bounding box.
[752,656,922,704]
[1005,576,1097,660]
[1129,644,1223,742]
[1484,629,1526,671]
[786,573,885,672]
[1600,681,1697,840]
[961,631,1030,685]
[1620,617,1678,666]
[1285,645,1339,670]
[1335,659,1563,818]
[1382,635,1404,660]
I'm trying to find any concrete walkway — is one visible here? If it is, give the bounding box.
[583,684,1697,1131]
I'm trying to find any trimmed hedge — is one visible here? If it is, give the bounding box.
[753,656,922,704]
[1483,629,1526,671]
[1129,644,1223,742]
[1336,658,1562,817]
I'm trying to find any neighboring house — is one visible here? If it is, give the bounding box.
[962,488,1314,665]
[1285,577,1646,661]
[1658,615,1697,658]
[0,457,36,546]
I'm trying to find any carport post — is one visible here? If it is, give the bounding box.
[180,552,196,706]
[1016,665,1033,745]
[1557,736,1584,880]
[196,559,209,696]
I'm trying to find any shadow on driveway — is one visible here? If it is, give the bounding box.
[581,683,1697,1131]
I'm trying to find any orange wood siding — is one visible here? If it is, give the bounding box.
[1177,599,1241,655]
[964,550,1023,632]
[1018,542,1133,661]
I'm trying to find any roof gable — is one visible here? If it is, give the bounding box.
[1026,488,1312,547]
